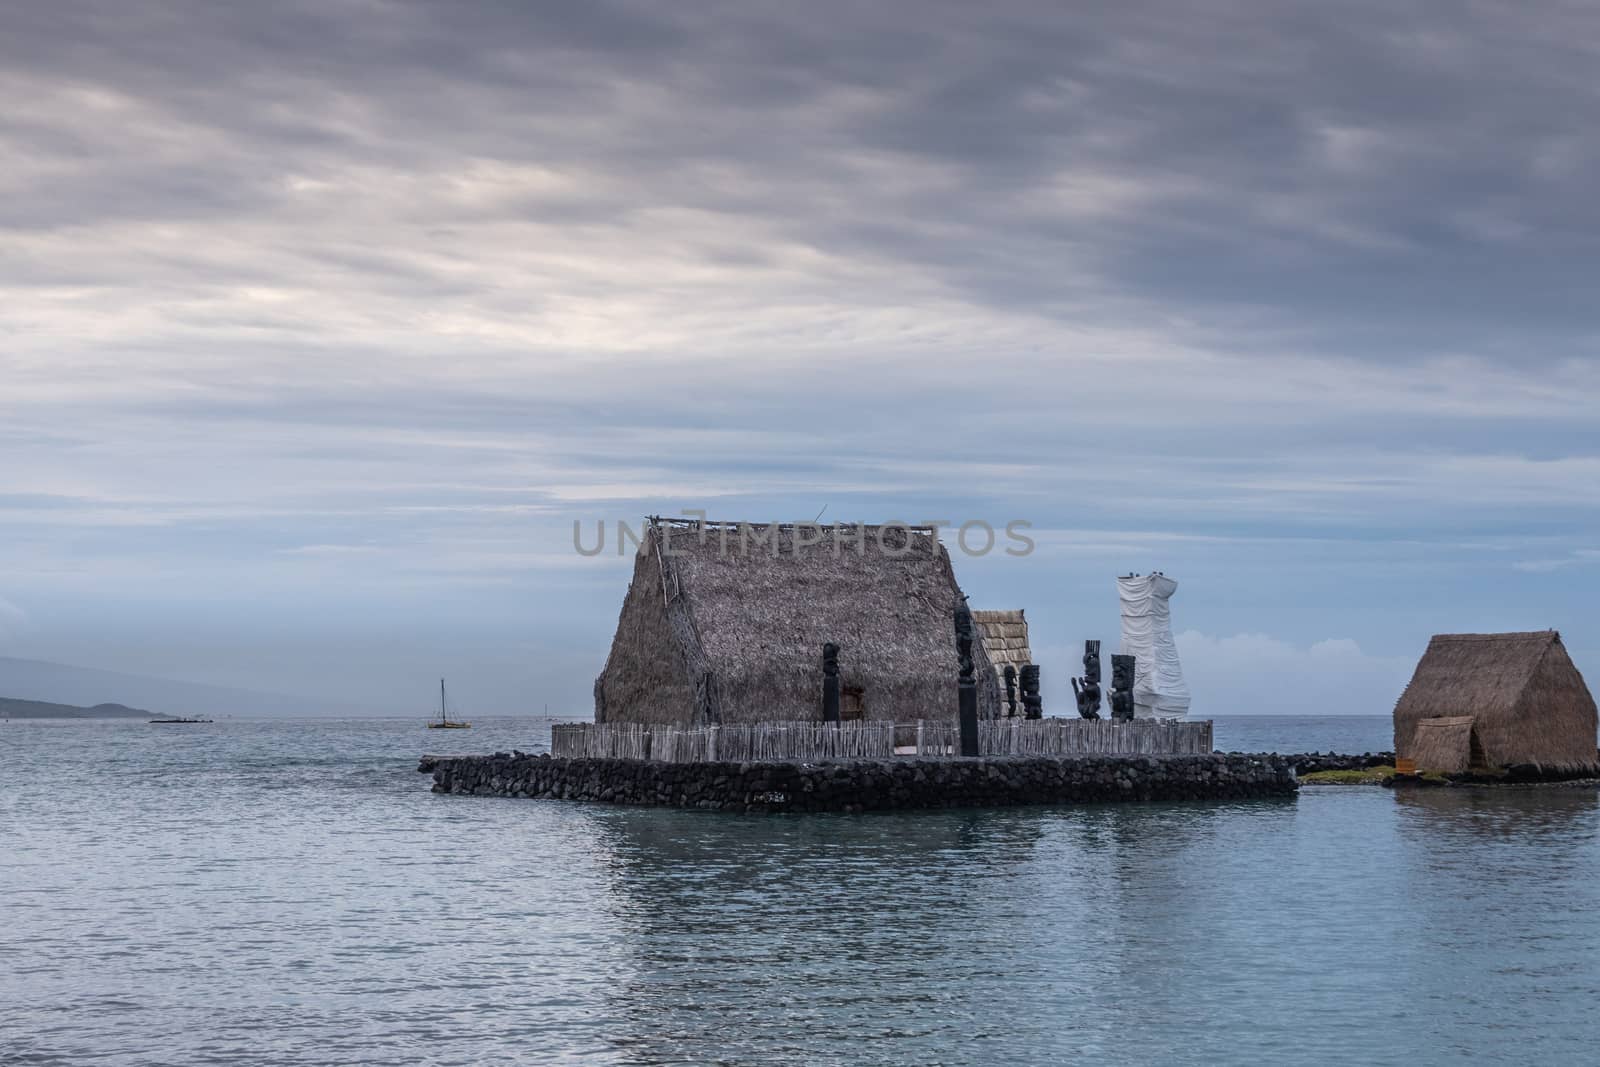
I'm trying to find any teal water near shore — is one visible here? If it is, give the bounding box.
[5,715,1596,1065]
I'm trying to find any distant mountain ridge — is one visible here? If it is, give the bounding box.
[0,656,380,718]
[1,696,150,719]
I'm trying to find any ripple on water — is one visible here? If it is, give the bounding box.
[3,718,1600,1065]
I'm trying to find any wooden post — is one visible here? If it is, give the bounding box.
[955,601,979,757]
[821,642,841,723]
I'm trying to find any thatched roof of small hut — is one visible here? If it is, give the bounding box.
[973,611,1031,710]
[595,518,1003,725]
[1393,631,1598,774]
[972,610,1031,679]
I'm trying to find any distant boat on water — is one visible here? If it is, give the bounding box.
[148,716,213,724]
[427,678,470,730]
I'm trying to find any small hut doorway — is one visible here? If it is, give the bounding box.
[1470,729,1487,770]
[1411,716,1486,774]
[840,685,866,721]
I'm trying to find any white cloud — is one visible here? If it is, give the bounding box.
[275,544,381,556]
[1513,558,1581,573]
[1512,549,1600,573]
[0,595,31,646]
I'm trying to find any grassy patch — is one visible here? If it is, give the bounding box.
[1300,765,1396,784]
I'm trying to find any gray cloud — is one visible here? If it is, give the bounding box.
[6,1,1600,353]
[3,0,1599,711]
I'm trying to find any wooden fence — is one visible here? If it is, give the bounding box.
[552,718,1213,762]
[552,720,897,761]
[916,717,1213,757]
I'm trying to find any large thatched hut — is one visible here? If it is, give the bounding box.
[1393,631,1598,775]
[594,518,1003,725]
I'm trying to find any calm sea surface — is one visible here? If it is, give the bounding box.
[5,715,1598,1065]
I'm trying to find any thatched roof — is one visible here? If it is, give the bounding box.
[595,518,1002,725]
[972,610,1031,678]
[1394,631,1598,774]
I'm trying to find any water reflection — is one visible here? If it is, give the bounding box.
[585,807,1058,1063]
[583,799,1320,1064]
[1393,784,1600,840]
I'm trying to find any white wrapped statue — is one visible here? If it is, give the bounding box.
[1117,572,1191,719]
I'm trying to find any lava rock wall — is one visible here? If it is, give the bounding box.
[419,752,1298,812]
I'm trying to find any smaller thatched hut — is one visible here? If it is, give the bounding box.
[1393,631,1598,776]
[972,609,1031,687]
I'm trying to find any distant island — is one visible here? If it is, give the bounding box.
[0,655,377,718]
[1,696,152,719]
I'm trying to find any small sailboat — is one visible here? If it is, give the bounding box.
[427,678,471,729]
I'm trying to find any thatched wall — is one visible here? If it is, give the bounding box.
[1394,631,1599,774]
[1409,716,1475,774]
[596,519,1002,725]
[593,544,698,725]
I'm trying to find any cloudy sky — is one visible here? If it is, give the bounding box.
[3,0,1598,716]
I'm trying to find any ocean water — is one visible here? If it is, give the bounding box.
[1212,713,1395,754]
[5,715,1598,1065]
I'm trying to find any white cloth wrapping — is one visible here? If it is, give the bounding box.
[1117,573,1192,719]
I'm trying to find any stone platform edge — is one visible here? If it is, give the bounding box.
[419,753,1297,812]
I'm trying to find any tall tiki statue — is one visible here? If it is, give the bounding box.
[954,600,979,756]
[1072,640,1103,720]
[821,642,841,723]
[1002,664,1018,718]
[1110,654,1136,721]
[1020,664,1043,720]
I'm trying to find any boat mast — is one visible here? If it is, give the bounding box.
[440,678,446,724]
